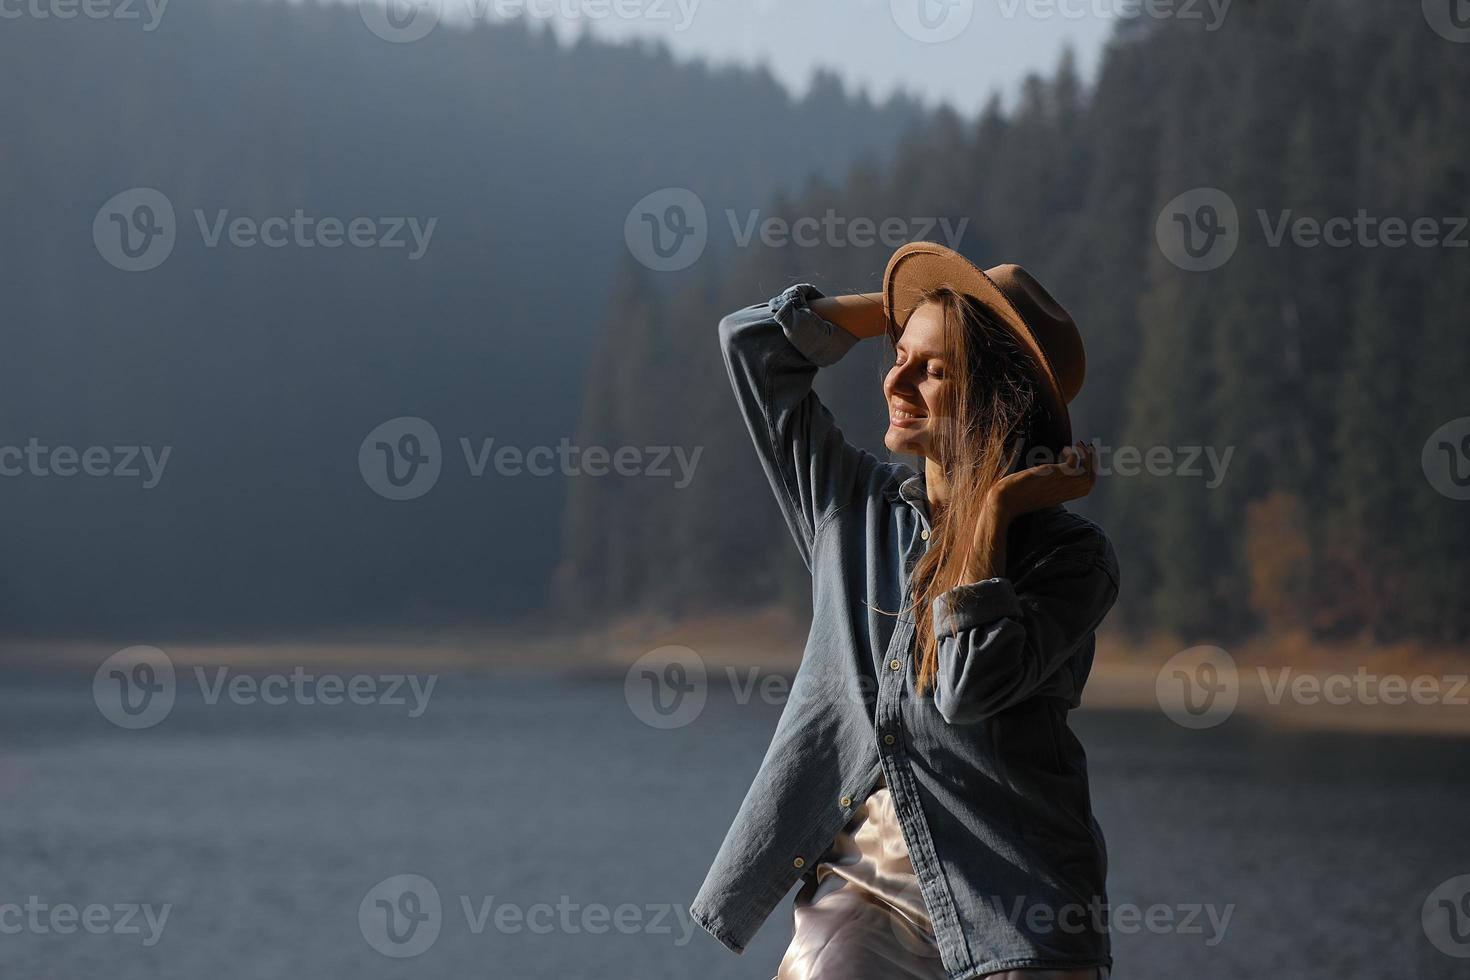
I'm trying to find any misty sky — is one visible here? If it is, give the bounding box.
[352,0,1120,116]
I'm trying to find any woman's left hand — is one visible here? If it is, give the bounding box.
[989,441,1098,519]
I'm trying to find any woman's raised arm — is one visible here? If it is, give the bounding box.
[717,285,886,570]
[810,291,887,340]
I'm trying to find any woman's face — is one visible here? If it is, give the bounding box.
[883,300,950,458]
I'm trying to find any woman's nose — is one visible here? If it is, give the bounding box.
[885,367,916,398]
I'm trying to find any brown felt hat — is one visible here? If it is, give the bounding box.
[882,241,1084,453]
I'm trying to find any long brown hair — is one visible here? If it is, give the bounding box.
[889,285,1044,696]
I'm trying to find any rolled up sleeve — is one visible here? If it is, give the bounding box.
[769,283,860,366]
[930,539,1120,724]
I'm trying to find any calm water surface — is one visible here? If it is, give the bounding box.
[2,671,1467,978]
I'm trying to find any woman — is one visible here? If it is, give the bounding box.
[689,242,1120,980]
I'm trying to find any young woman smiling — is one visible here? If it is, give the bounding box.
[690,242,1118,980]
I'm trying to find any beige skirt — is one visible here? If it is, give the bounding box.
[775,773,1109,980]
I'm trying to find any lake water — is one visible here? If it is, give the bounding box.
[2,670,1467,978]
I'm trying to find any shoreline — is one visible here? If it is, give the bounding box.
[4,609,1467,735]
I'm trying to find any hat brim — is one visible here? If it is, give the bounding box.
[882,241,1072,453]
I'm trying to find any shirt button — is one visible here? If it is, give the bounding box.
[840,795,852,808]
[883,733,896,746]
[921,528,930,540]
[793,856,805,869]
[889,659,902,671]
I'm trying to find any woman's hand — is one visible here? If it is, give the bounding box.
[961,443,1096,583]
[989,442,1098,520]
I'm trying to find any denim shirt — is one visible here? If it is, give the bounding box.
[688,283,1122,979]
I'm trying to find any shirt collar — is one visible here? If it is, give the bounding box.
[896,467,931,523]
